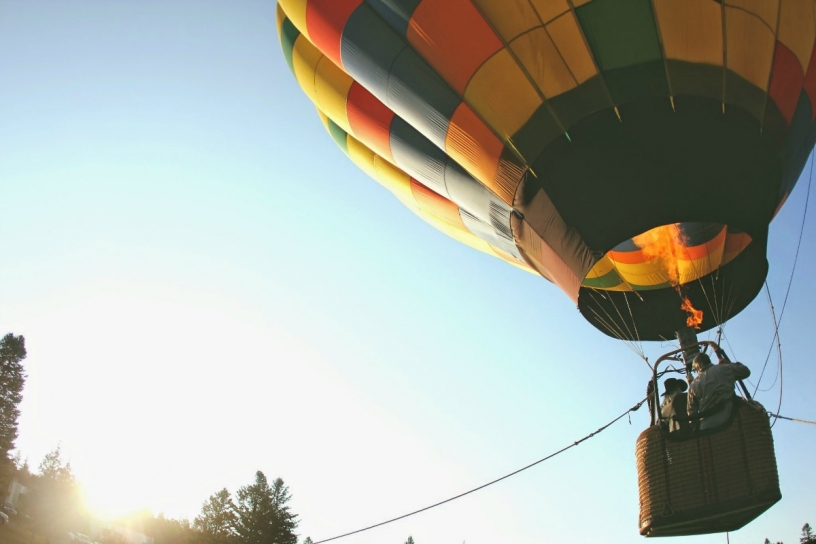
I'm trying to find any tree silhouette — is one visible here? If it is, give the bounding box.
[268,477,299,544]
[194,488,238,544]
[144,513,198,544]
[404,537,415,544]
[0,333,27,490]
[801,523,816,544]
[233,471,298,544]
[27,446,84,538]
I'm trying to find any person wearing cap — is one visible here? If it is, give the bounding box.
[660,377,689,432]
[687,352,751,430]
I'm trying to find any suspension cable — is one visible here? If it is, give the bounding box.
[585,290,649,366]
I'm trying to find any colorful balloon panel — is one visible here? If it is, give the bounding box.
[277,0,816,340]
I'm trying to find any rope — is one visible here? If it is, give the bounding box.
[590,260,648,362]
[771,335,783,428]
[605,289,641,350]
[753,150,813,396]
[312,398,648,544]
[585,290,649,365]
[770,413,816,426]
[721,326,738,363]
[722,278,740,331]
[622,291,645,364]
[755,283,782,394]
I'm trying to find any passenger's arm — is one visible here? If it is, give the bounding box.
[687,388,698,415]
[732,362,751,380]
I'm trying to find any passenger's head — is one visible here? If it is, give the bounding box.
[692,353,713,373]
[662,377,688,396]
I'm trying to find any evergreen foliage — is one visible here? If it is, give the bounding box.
[0,333,27,489]
[195,488,238,544]
[802,523,816,544]
[233,471,298,544]
[26,445,85,538]
[144,514,199,544]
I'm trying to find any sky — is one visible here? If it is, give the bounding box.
[1,1,815,543]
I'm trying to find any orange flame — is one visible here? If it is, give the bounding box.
[632,224,687,285]
[681,297,703,329]
[633,224,704,328]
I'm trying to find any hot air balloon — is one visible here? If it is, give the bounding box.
[275,0,816,536]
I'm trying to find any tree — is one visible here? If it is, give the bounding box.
[0,333,27,489]
[802,523,816,544]
[302,539,313,544]
[194,488,238,544]
[27,446,85,538]
[405,537,415,544]
[233,471,298,544]
[268,477,299,544]
[38,445,76,483]
[143,513,198,544]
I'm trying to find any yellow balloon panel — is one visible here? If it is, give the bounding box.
[464,49,544,140]
[510,27,578,98]
[547,12,598,86]
[778,0,816,72]
[725,6,776,90]
[654,0,724,66]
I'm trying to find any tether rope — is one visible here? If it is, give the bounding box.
[770,413,816,426]
[312,398,647,544]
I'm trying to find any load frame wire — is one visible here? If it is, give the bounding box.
[312,397,648,544]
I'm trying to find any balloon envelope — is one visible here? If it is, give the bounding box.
[277,0,816,341]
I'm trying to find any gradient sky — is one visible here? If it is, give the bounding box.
[1,2,815,543]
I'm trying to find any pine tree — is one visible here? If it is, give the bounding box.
[145,513,198,544]
[405,537,415,544]
[194,488,238,544]
[0,333,27,490]
[801,523,816,544]
[28,446,83,538]
[38,445,75,483]
[269,477,299,544]
[233,471,298,544]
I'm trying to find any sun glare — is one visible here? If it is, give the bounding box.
[81,471,154,520]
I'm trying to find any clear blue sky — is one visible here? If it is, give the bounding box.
[1,2,814,543]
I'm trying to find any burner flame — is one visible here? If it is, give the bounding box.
[633,224,704,328]
[681,297,703,329]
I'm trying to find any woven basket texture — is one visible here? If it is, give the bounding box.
[636,400,779,536]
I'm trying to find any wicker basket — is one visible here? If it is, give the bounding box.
[636,399,780,537]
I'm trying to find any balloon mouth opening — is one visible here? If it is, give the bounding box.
[581,222,753,293]
[577,223,763,341]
